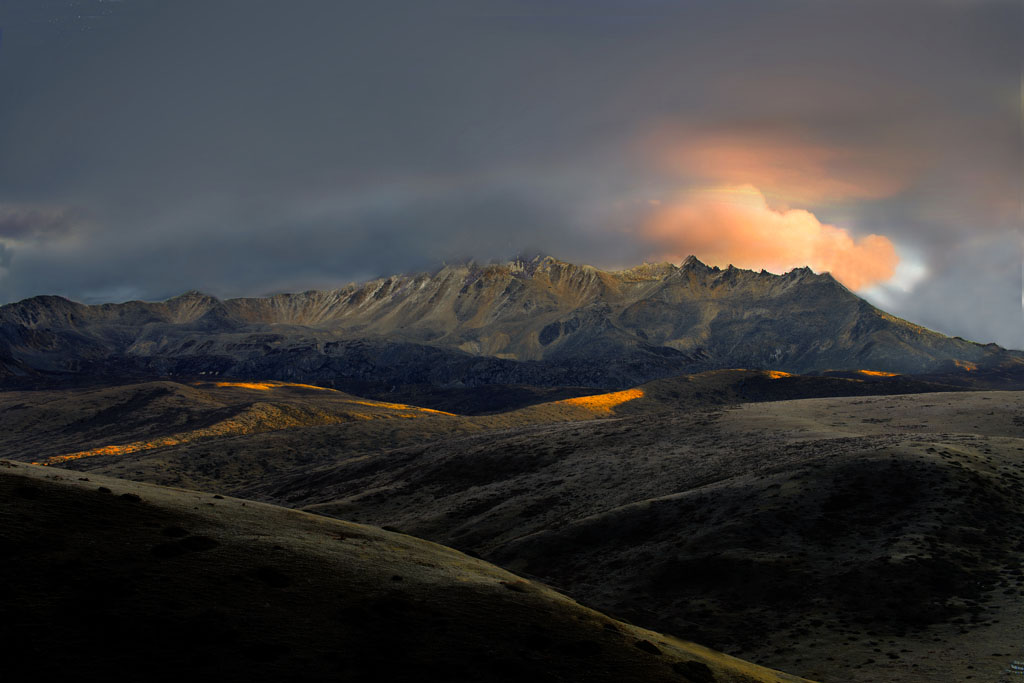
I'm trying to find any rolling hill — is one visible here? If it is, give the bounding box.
[0,459,810,683]
[2,373,1023,680]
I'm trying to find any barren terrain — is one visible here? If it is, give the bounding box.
[0,460,808,682]
[2,373,1022,681]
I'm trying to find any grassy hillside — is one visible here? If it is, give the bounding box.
[0,460,809,683]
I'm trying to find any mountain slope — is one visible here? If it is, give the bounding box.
[1,255,1019,391]
[0,459,810,683]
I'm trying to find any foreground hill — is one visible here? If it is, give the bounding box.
[1,255,1020,393]
[0,460,808,683]
[3,376,1023,680]
[244,389,1024,683]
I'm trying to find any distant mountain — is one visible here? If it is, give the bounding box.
[1,255,1020,390]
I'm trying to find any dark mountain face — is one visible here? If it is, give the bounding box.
[1,255,1019,390]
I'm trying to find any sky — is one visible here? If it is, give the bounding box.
[0,0,1020,348]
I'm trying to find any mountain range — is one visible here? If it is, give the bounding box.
[2,255,1020,399]
[5,256,1024,681]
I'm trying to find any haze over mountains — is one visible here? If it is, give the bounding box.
[2,256,1021,400]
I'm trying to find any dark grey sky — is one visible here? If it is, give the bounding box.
[0,0,1020,348]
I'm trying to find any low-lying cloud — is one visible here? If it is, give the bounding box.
[0,204,78,241]
[642,185,900,290]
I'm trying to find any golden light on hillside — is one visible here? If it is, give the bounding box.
[210,380,335,391]
[35,397,454,466]
[765,371,791,379]
[40,439,183,465]
[953,360,978,372]
[36,405,339,466]
[207,381,454,414]
[857,369,899,377]
[559,388,645,414]
[345,398,456,416]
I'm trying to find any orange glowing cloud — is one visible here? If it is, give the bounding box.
[643,185,899,290]
[643,125,918,204]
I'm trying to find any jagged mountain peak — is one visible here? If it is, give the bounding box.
[165,289,219,302]
[510,250,558,264]
[615,261,678,281]
[1,254,1018,388]
[0,294,82,328]
[679,254,713,272]
[159,289,224,325]
[508,252,564,277]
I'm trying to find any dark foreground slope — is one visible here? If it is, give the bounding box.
[2,256,1019,393]
[0,460,808,683]
[4,378,1024,681]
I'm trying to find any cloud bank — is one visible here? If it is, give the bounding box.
[0,204,78,241]
[0,0,1018,347]
[645,126,920,205]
